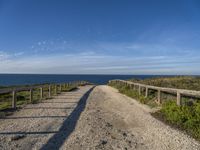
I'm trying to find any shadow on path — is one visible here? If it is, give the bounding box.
[40,102,78,104]
[0,131,58,135]
[23,107,73,110]
[0,115,68,120]
[40,86,95,150]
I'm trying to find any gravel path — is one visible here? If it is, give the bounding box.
[0,85,94,150]
[63,85,200,150]
[0,85,199,150]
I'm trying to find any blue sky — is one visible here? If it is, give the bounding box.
[0,0,200,75]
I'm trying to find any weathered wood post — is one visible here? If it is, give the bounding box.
[65,83,67,90]
[59,84,62,93]
[12,90,17,109]
[131,84,134,89]
[177,91,181,106]
[49,85,51,98]
[157,89,161,104]
[62,83,63,90]
[145,87,148,98]
[129,83,131,88]
[138,85,141,95]
[55,84,57,95]
[30,89,33,103]
[40,87,43,100]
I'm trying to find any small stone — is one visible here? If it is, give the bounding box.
[106,122,113,127]
[123,132,127,137]
[10,134,26,141]
[101,140,107,145]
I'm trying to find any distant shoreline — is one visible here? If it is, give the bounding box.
[0,74,199,87]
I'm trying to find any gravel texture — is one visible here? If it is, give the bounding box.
[62,85,200,150]
[0,85,199,150]
[0,85,94,150]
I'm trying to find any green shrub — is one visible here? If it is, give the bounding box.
[160,101,200,140]
[17,95,26,101]
[129,76,200,91]
[161,101,185,125]
[108,82,156,107]
[109,78,200,140]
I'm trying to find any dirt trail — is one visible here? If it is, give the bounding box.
[63,85,200,150]
[0,85,94,150]
[0,85,199,150]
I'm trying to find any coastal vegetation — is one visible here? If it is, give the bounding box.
[108,81,157,107]
[0,83,81,116]
[129,76,200,91]
[108,76,200,140]
[158,101,200,140]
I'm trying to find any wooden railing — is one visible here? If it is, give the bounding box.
[109,79,200,106]
[0,81,89,110]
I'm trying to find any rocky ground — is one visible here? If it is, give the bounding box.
[0,85,199,150]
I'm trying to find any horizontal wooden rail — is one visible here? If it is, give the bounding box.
[0,80,89,109]
[109,79,200,106]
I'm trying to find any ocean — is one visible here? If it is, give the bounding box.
[0,74,169,86]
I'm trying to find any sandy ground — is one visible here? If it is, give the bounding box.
[0,85,94,150]
[0,85,199,150]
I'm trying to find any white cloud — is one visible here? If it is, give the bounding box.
[0,51,10,61]
[0,38,199,75]
[13,52,24,57]
[0,51,199,75]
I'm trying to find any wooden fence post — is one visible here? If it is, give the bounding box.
[59,84,62,92]
[145,87,148,98]
[177,91,181,106]
[133,84,136,90]
[157,90,161,104]
[139,85,141,95]
[55,85,57,95]
[12,90,17,109]
[49,85,51,98]
[40,87,43,100]
[30,89,33,103]
[131,84,134,89]
[129,83,131,88]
